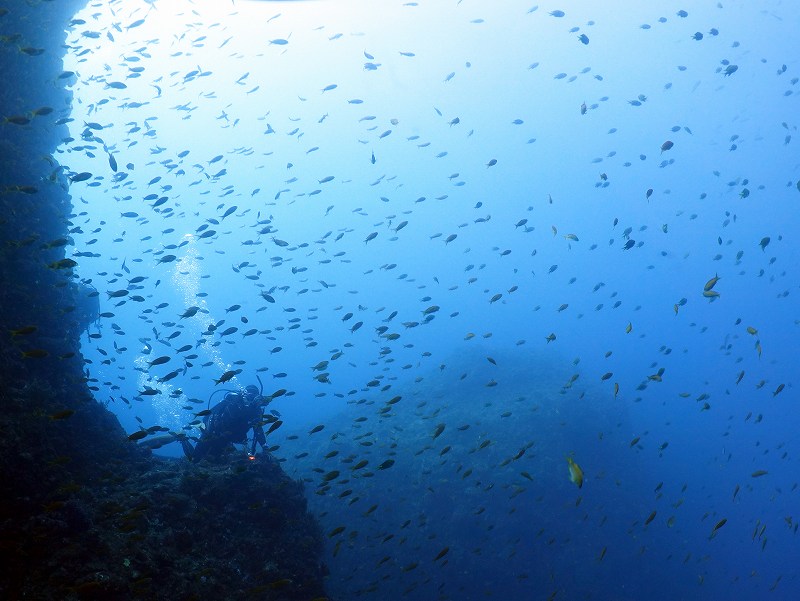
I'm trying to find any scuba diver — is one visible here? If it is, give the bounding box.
[181,383,270,463]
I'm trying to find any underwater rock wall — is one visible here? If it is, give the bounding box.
[0,3,328,599]
[0,0,106,480]
[0,1,87,374]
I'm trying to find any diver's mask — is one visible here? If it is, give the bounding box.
[244,384,261,404]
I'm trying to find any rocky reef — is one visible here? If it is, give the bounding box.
[1,394,327,600]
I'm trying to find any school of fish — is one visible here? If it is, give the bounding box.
[10,1,798,599]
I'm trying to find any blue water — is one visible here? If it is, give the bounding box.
[62,1,798,599]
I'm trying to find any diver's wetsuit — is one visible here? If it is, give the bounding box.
[181,390,267,462]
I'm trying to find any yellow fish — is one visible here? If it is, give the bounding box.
[567,457,584,488]
[704,274,720,291]
[10,325,37,337]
